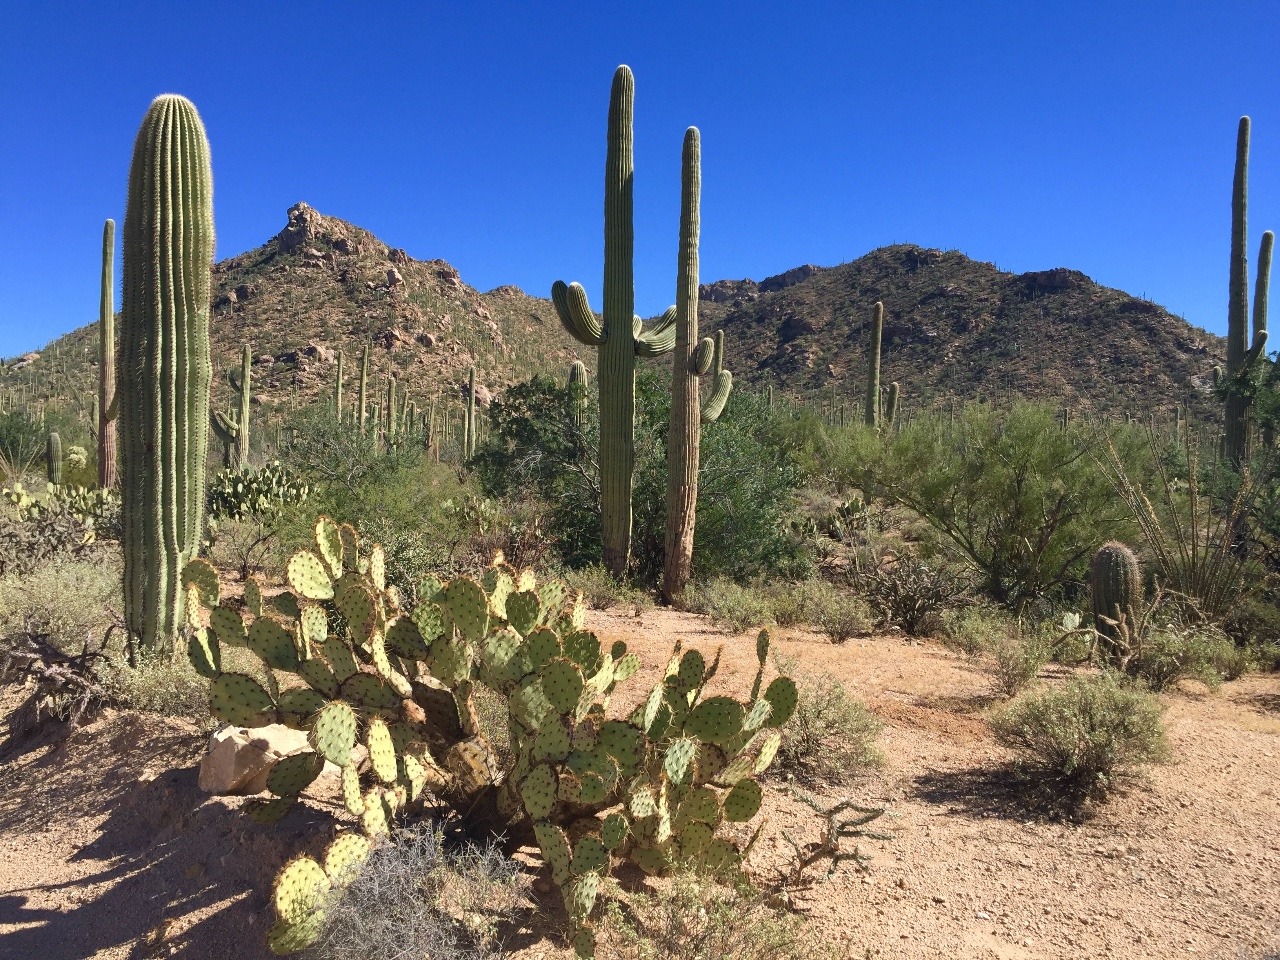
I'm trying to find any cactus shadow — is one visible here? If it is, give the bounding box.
[910,764,1088,823]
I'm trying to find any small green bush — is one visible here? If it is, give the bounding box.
[562,564,654,611]
[599,873,823,960]
[683,578,775,634]
[852,553,968,635]
[0,556,120,650]
[773,671,882,785]
[100,651,212,722]
[1127,622,1236,691]
[811,590,873,644]
[991,672,1169,808]
[988,627,1052,698]
[941,602,1013,658]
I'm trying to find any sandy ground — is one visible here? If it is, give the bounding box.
[1,606,1278,960]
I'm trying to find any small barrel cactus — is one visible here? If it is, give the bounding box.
[1090,541,1142,663]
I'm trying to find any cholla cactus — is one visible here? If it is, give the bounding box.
[184,519,796,957]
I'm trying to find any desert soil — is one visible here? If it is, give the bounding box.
[1,607,1277,960]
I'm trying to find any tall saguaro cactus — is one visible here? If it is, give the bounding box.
[567,360,588,428]
[358,343,370,434]
[118,94,214,652]
[865,302,884,428]
[334,349,344,418]
[552,65,678,576]
[98,219,118,489]
[463,366,477,460]
[211,343,252,466]
[46,431,62,488]
[1224,116,1272,468]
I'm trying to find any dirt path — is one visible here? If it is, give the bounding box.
[1,607,1277,960]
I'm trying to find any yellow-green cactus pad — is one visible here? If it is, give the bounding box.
[663,737,698,785]
[505,590,541,635]
[742,697,773,732]
[541,658,585,714]
[597,720,643,771]
[278,686,327,720]
[248,617,301,672]
[298,659,339,698]
[571,835,608,876]
[521,763,557,819]
[341,762,364,815]
[182,557,220,607]
[209,672,276,727]
[601,813,629,850]
[754,731,782,773]
[315,516,344,578]
[340,673,399,711]
[531,716,572,763]
[427,637,472,686]
[439,577,489,643]
[723,778,763,821]
[366,716,397,784]
[187,628,220,679]
[562,631,602,675]
[677,785,722,825]
[685,696,745,746]
[267,912,324,955]
[273,591,302,621]
[273,855,330,925]
[629,784,657,819]
[525,627,561,669]
[268,751,325,797]
[613,652,641,683]
[510,676,554,731]
[309,700,358,766]
[246,796,295,824]
[338,523,359,571]
[368,543,386,591]
[675,649,706,693]
[334,579,375,644]
[386,616,430,660]
[323,832,370,886]
[360,787,392,836]
[299,604,328,651]
[566,872,599,923]
[322,635,359,684]
[763,676,798,727]
[209,605,247,647]
[534,820,572,886]
[630,845,666,875]
[244,575,265,617]
[287,550,334,601]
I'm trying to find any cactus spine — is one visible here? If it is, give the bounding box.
[552,65,678,576]
[211,343,252,467]
[98,219,118,489]
[46,431,62,487]
[865,302,883,428]
[119,94,214,652]
[1090,541,1142,665]
[1224,116,1271,468]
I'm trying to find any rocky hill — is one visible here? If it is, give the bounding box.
[2,218,1227,437]
[699,244,1225,422]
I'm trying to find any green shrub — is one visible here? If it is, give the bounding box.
[988,627,1052,698]
[1126,621,1236,691]
[599,873,822,960]
[991,672,1169,808]
[562,564,653,611]
[683,578,775,633]
[757,578,833,628]
[774,671,882,785]
[852,553,968,635]
[0,555,120,650]
[941,602,1013,658]
[100,650,212,721]
[811,590,873,643]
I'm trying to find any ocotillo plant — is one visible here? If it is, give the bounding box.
[567,360,588,429]
[211,343,252,467]
[1224,116,1272,468]
[865,302,883,428]
[98,219,118,489]
[663,127,735,602]
[552,65,678,576]
[46,431,62,488]
[118,94,214,652]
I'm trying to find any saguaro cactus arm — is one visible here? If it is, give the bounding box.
[701,329,733,424]
[552,282,606,346]
[98,219,118,488]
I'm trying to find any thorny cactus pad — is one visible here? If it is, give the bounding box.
[184,518,790,956]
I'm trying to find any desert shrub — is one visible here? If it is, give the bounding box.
[991,672,1169,808]
[1126,621,1236,691]
[206,461,311,578]
[757,578,833,627]
[831,403,1142,606]
[599,874,821,960]
[988,626,1052,698]
[100,649,212,721]
[811,590,873,643]
[941,602,1014,658]
[0,409,43,482]
[0,555,120,650]
[280,404,420,498]
[683,578,775,633]
[308,824,528,960]
[562,564,653,611]
[852,553,968,635]
[1250,639,1280,672]
[773,671,882,785]
[0,501,111,577]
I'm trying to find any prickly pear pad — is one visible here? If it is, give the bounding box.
[209,605,246,646]
[309,700,358,767]
[273,856,329,926]
[323,833,369,885]
[723,778,763,821]
[763,676,798,727]
[268,751,325,797]
[182,557,220,606]
[287,551,334,601]
[248,617,300,671]
[209,672,276,727]
[685,696,745,745]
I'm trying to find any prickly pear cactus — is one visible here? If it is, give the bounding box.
[184,519,790,957]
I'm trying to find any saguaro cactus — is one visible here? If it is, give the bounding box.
[885,381,900,430]
[46,431,62,487]
[865,302,884,428]
[358,343,370,434]
[662,127,728,602]
[1224,116,1272,468]
[118,94,214,652]
[463,366,477,460]
[211,343,252,467]
[567,360,588,428]
[334,349,344,418]
[1090,541,1142,665]
[98,219,118,489]
[552,65,678,576]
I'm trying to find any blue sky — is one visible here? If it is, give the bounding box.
[0,1,1277,357]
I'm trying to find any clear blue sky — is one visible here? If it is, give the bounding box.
[1,1,1277,358]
